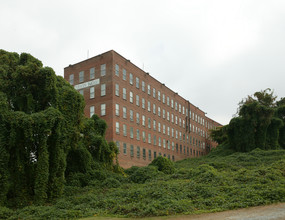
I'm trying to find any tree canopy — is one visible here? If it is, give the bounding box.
[0,50,117,207]
[211,89,285,152]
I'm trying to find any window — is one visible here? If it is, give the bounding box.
[171,114,174,123]
[153,120,156,130]
[142,81,145,92]
[148,118,151,129]
[115,84,119,96]
[130,91,133,103]
[158,137,161,146]
[153,88,156,98]
[162,94,165,103]
[115,64,119,76]
[167,112,170,121]
[130,110,133,121]
[183,120,185,128]
[153,135,157,145]
[79,89,84,96]
[142,115,145,126]
[175,116,178,124]
[154,151,157,159]
[123,124,127,136]
[69,74,74,85]
[179,118,181,126]
[175,102,178,111]
[136,77,139,88]
[172,142,175,151]
[101,84,106,96]
[130,145,134,157]
[179,104,181,113]
[158,107,161,117]
[136,129,140,140]
[142,98,145,109]
[158,91,161,101]
[153,103,156,114]
[130,127,134,138]
[115,104,119,116]
[148,149,152,160]
[123,69,126,80]
[163,109,165,119]
[147,85,151,95]
[129,73,133,85]
[143,148,146,159]
[167,96,170,106]
[123,88,126,100]
[136,95,139,106]
[116,122,120,134]
[123,107,127,118]
[89,67,95,80]
[171,99,174,108]
[163,139,166,148]
[142,131,146,142]
[163,124,166,134]
[90,106,94,117]
[90,87,95,99]
[172,128,174,137]
[147,101,151,112]
[116,141,120,153]
[158,122,161,132]
[137,146,140,158]
[167,126,170,136]
[101,104,106,116]
[183,106,185,115]
[168,141,170,150]
[79,71,84,83]
[101,64,106,76]
[176,130,178,139]
[136,112,140,124]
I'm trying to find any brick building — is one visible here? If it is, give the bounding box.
[64,50,221,168]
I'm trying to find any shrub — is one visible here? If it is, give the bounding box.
[102,177,121,188]
[129,166,160,183]
[149,156,175,174]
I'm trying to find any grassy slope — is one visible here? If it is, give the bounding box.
[2,146,285,219]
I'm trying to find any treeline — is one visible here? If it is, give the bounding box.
[212,89,285,152]
[0,50,118,207]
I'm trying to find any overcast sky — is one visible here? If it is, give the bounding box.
[1,0,285,125]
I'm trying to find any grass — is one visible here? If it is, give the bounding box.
[1,146,285,219]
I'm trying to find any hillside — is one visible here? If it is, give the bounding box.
[2,146,285,219]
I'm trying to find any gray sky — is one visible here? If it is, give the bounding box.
[1,0,285,125]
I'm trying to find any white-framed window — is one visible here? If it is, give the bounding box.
[167,96,170,106]
[136,95,139,106]
[163,124,166,134]
[153,88,156,98]
[123,124,127,136]
[115,64,119,76]
[130,127,134,138]
[123,88,126,100]
[153,135,156,145]
[167,126,170,136]
[171,114,174,123]
[171,99,174,108]
[101,104,106,116]
[183,120,185,128]
[90,87,95,99]
[175,116,178,124]
[148,101,151,112]
[153,120,156,130]
[123,107,127,118]
[158,122,161,132]
[172,128,174,137]
[148,134,151,144]
[153,104,156,114]
[163,139,166,148]
[90,106,94,117]
[158,91,161,101]
[136,129,140,140]
[172,142,175,151]
[79,71,84,83]
[101,84,106,96]
[158,137,161,146]
[130,91,133,103]
[69,74,74,85]
[158,107,161,117]
[101,64,106,76]
[176,130,178,139]
[123,69,126,80]
[175,102,178,111]
[163,109,165,119]
[79,89,84,96]
[115,104,119,116]
[90,67,95,79]
[162,94,165,103]
[123,143,127,154]
[142,98,145,109]
[136,77,139,88]
[116,122,120,134]
[179,104,181,113]
[147,85,151,95]
[167,112,170,121]
[142,115,145,126]
[183,106,185,115]
[148,118,151,129]
[142,81,145,92]
[129,73,133,85]
[136,112,140,124]
[179,118,182,126]
[130,110,133,121]
[116,141,120,153]
[115,84,119,96]
[142,131,146,142]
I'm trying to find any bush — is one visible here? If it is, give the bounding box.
[149,156,175,174]
[129,166,161,183]
[0,206,12,219]
[102,177,121,188]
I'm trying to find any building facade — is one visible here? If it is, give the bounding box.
[64,50,221,168]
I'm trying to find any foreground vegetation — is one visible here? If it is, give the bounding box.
[1,147,284,219]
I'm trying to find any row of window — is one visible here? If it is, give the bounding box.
[115,103,207,138]
[116,141,203,159]
[79,84,106,97]
[69,64,106,85]
[115,121,206,149]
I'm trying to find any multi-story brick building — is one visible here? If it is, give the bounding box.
[64,50,221,168]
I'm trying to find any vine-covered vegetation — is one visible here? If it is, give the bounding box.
[0,50,118,207]
[211,89,285,152]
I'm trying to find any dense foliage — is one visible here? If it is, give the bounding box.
[211,89,285,152]
[1,148,284,219]
[0,50,117,207]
